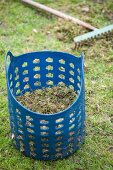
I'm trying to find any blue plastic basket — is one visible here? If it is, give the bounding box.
[5,50,85,160]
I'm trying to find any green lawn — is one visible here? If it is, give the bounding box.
[0,0,113,170]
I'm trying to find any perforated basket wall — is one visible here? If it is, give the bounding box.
[6,51,85,160]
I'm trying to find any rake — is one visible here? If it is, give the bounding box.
[22,0,113,44]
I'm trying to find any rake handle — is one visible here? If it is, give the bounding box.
[22,0,97,31]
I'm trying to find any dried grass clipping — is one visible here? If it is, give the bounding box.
[16,84,77,114]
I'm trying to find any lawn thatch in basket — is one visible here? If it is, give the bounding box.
[16,83,77,114]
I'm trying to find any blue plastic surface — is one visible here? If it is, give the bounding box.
[6,50,85,160]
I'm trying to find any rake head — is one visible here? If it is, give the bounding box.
[74,24,113,44]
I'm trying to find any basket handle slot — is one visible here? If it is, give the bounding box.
[5,51,14,71]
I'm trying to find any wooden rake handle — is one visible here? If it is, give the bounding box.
[22,0,97,31]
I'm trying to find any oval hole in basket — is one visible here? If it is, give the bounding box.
[77,76,80,81]
[46,80,53,85]
[46,73,53,78]
[26,116,33,121]
[15,74,19,80]
[69,78,74,84]
[42,148,49,153]
[78,110,82,116]
[68,136,74,142]
[46,57,53,62]
[22,62,27,67]
[55,124,63,129]
[33,58,40,64]
[17,118,22,124]
[55,153,63,158]
[58,82,65,86]
[56,147,62,152]
[55,142,62,147]
[69,117,75,124]
[34,74,40,79]
[16,89,21,95]
[68,131,75,136]
[77,68,80,74]
[69,124,75,130]
[11,122,14,130]
[77,136,81,142]
[42,143,49,147]
[77,90,80,94]
[40,126,49,130]
[15,67,19,73]
[56,136,63,141]
[19,140,24,146]
[69,112,75,118]
[26,121,34,127]
[41,137,49,142]
[78,122,82,128]
[28,134,35,139]
[33,66,40,71]
[68,145,74,153]
[59,66,65,72]
[30,152,36,157]
[24,84,29,90]
[77,83,81,89]
[30,145,35,151]
[43,154,49,158]
[40,120,49,124]
[6,55,10,67]
[19,141,24,152]
[59,59,65,64]
[69,85,74,90]
[16,82,20,88]
[15,74,19,81]
[68,142,74,147]
[16,108,21,114]
[20,147,25,153]
[46,65,53,71]
[41,132,49,136]
[17,114,21,120]
[23,70,28,75]
[69,63,74,69]
[17,135,23,140]
[27,128,34,133]
[56,118,64,123]
[23,77,29,82]
[18,128,23,134]
[17,121,23,127]
[55,130,63,135]
[10,88,13,93]
[58,74,65,79]
[10,74,12,80]
[10,81,13,87]
[69,70,74,76]
[34,81,41,86]
[29,141,35,146]
[78,115,82,122]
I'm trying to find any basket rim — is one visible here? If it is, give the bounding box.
[7,50,84,117]
[15,50,83,60]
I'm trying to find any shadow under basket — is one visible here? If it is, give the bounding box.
[6,50,85,160]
